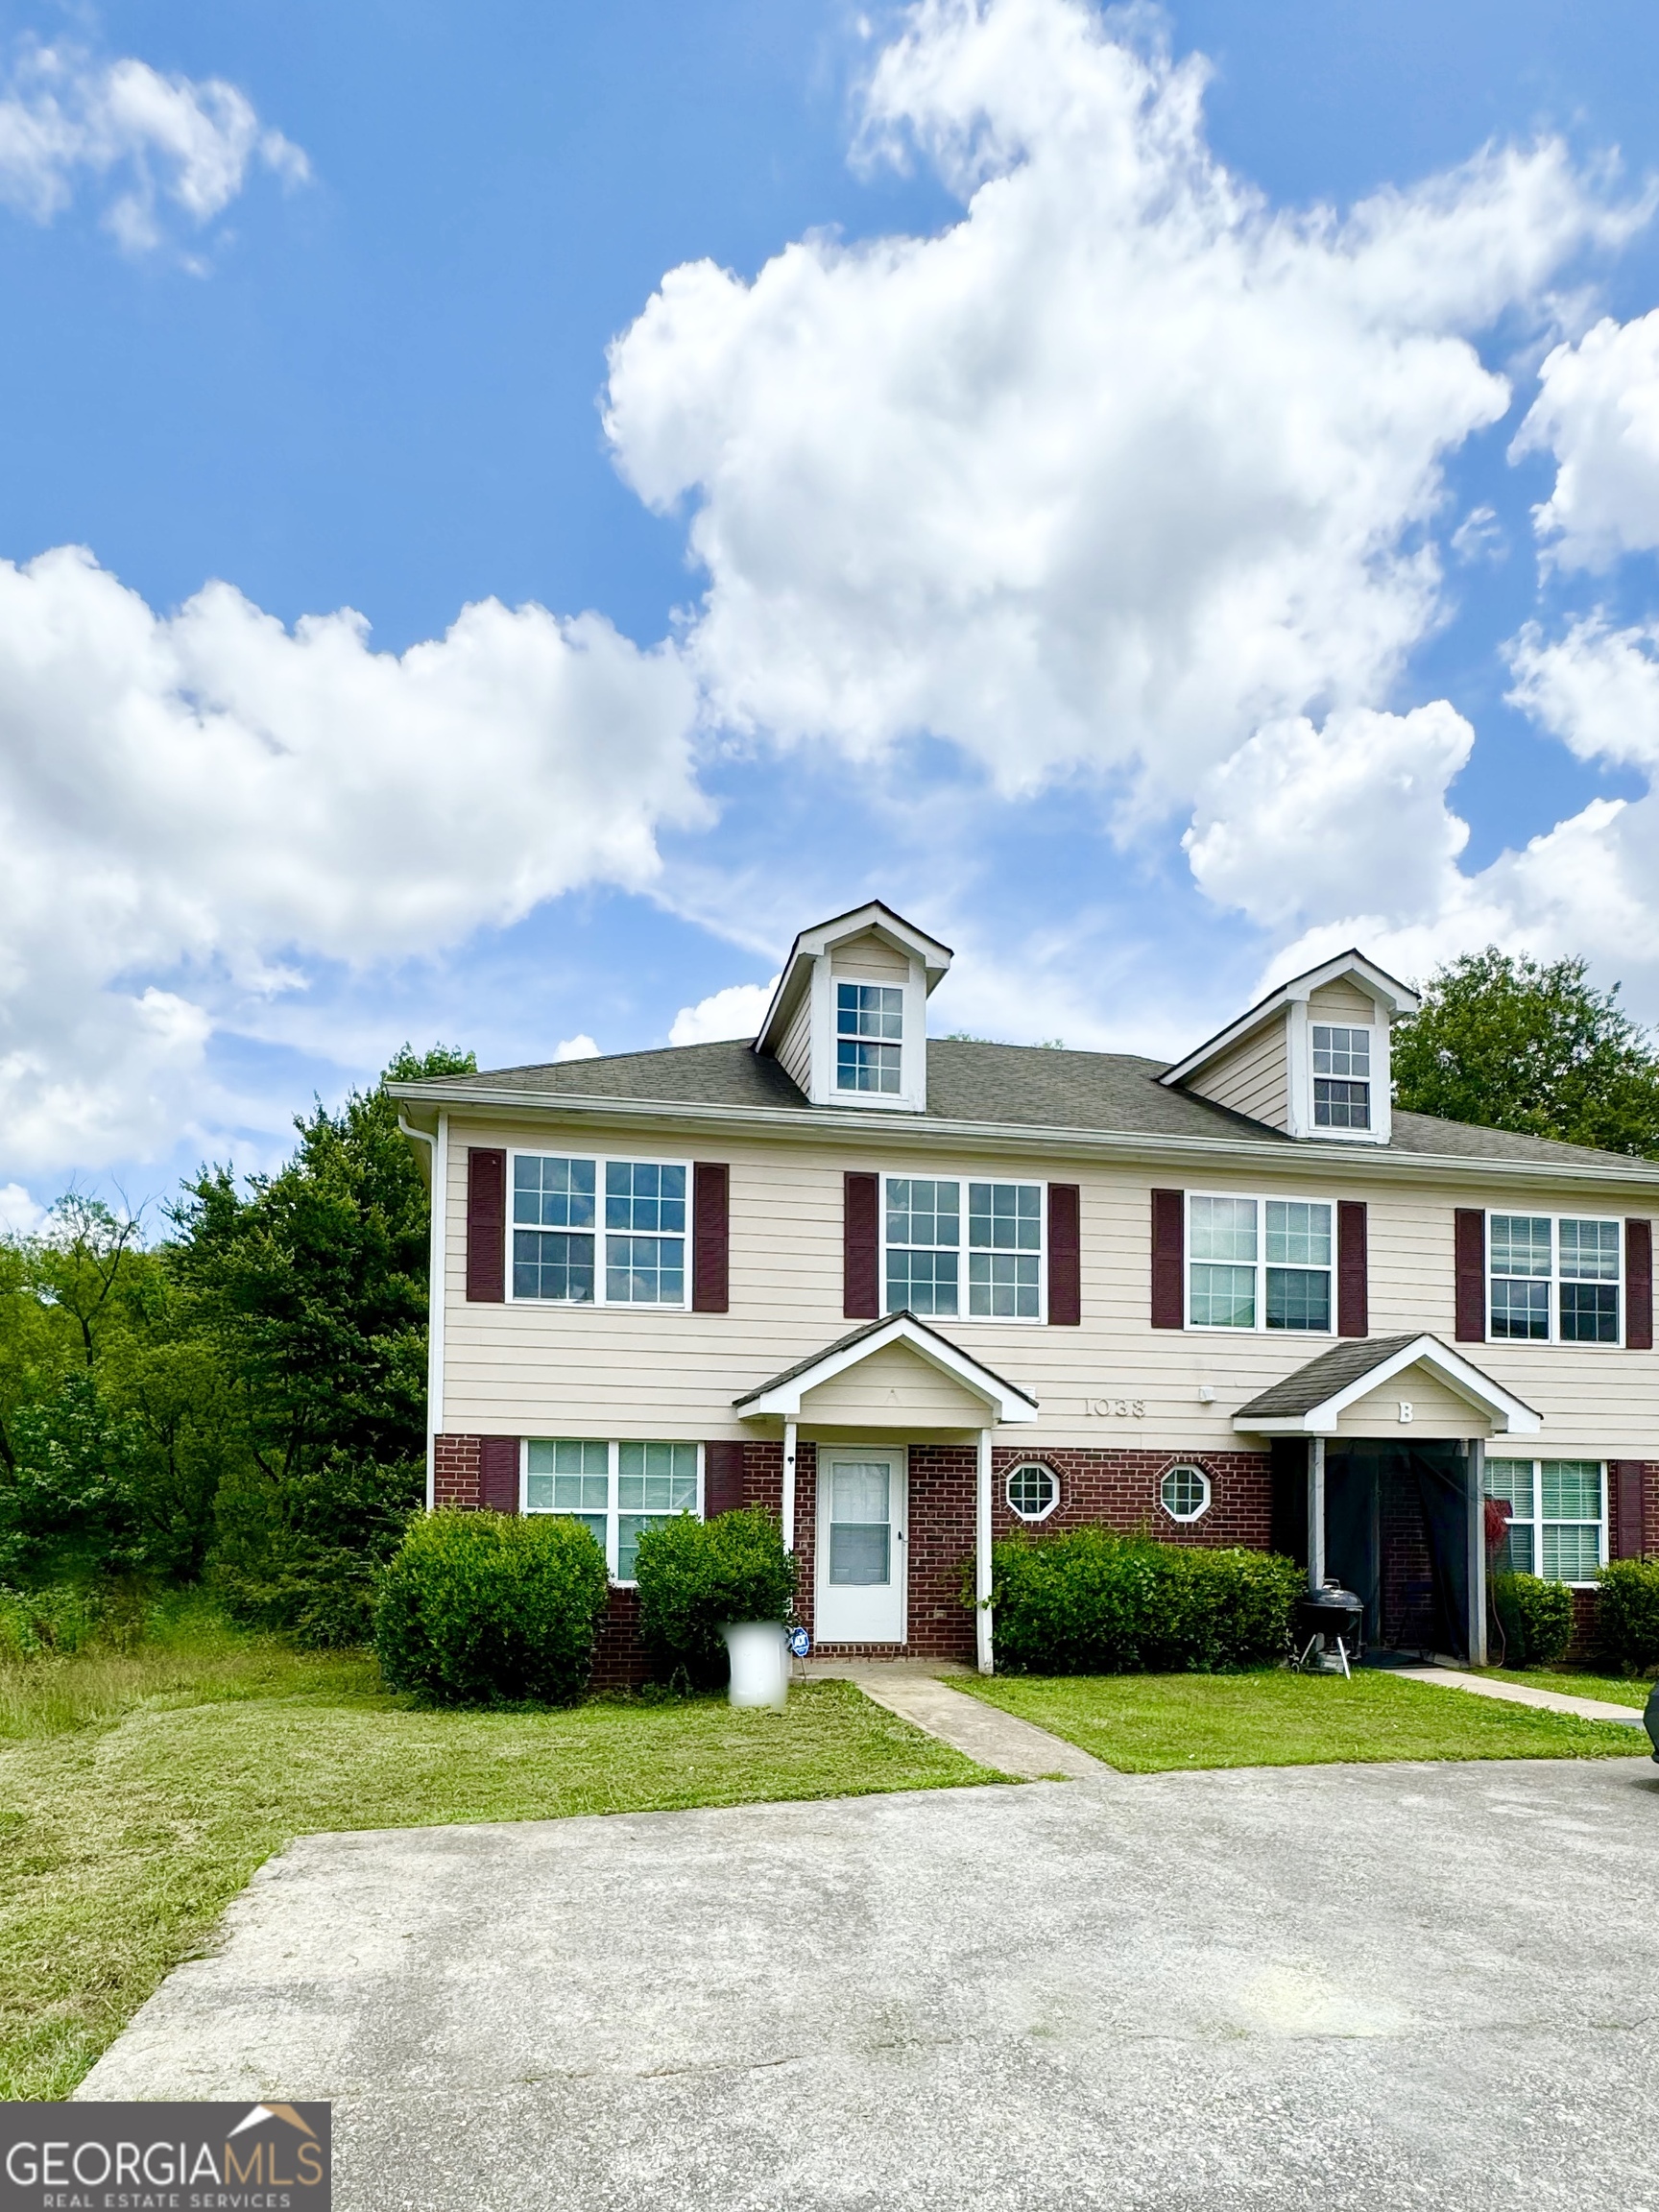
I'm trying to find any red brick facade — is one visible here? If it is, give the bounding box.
[433,1431,482,1509]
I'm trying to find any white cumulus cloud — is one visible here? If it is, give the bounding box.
[0,546,703,1170]
[554,1034,602,1062]
[0,1183,46,1238]
[668,976,781,1046]
[0,41,307,253]
[1515,311,1659,567]
[605,0,1637,812]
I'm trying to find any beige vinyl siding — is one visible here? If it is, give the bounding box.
[1336,1369,1490,1439]
[830,931,909,980]
[1183,1015,1289,1130]
[778,987,813,1095]
[1307,978,1379,1023]
[441,1117,1659,1460]
[799,1341,988,1427]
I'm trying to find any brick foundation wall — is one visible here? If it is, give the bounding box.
[991,1446,1273,1551]
[592,1587,649,1691]
[433,1432,482,1509]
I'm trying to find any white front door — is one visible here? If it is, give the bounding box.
[815,1450,906,1644]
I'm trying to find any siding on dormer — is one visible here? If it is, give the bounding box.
[1182,1013,1290,1131]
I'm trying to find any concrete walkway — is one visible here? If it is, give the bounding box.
[805,1659,1108,1779]
[79,1759,1659,2209]
[1391,1665,1646,1725]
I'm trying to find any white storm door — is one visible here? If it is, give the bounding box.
[816,1451,906,1644]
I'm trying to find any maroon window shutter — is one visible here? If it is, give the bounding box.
[1150,1190,1184,1329]
[692,1163,730,1313]
[844,1172,880,1319]
[1454,1209,1485,1342]
[1610,1462,1647,1560]
[1336,1201,1368,1338]
[1626,1218,1653,1351]
[703,1441,745,1518]
[1046,1184,1081,1326]
[479,1436,519,1513]
[467,1147,507,1303]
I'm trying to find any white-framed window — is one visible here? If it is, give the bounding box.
[837,982,903,1094]
[509,1151,689,1308]
[1005,1461,1059,1522]
[1160,1463,1212,1523]
[1186,1192,1334,1333]
[1484,1458,1606,1585]
[523,1438,702,1583]
[1311,1024,1372,1130]
[882,1173,1046,1321]
[1487,1213,1623,1345]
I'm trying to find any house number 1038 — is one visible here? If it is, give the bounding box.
[1086,1396,1145,1418]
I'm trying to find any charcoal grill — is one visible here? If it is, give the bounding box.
[1293,1583,1364,1678]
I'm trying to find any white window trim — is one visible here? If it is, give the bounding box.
[1159,1462,1213,1524]
[1005,1460,1060,1523]
[506,1146,693,1311]
[1184,1189,1338,1337]
[1484,1209,1624,1350]
[810,952,929,1112]
[1286,995,1392,1144]
[1485,1455,1607,1588]
[880,1170,1048,1326]
[520,1438,705,1586]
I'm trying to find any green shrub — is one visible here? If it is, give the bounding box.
[982,1527,1303,1674]
[1595,1558,1659,1672]
[373,1510,609,1706]
[633,1509,796,1687]
[1490,1570,1574,1668]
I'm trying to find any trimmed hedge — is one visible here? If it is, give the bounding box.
[374,1509,609,1706]
[633,1508,796,1687]
[1490,1570,1574,1669]
[982,1527,1302,1675]
[1596,1558,1659,1671]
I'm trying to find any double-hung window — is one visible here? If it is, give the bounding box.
[1188,1194,1333,1332]
[1312,1025,1371,1130]
[837,983,903,1094]
[524,1439,701,1582]
[1483,1458,1605,1584]
[1488,1214,1621,1344]
[883,1174,1044,1319]
[511,1153,687,1307]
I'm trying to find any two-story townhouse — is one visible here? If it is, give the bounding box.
[390,901,1659,1681]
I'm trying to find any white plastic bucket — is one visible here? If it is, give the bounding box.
[721,1621,789,1711]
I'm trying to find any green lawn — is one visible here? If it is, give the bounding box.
[956,1666,1651,1773]
[1479,1666,1655,1709]
[0,1623,997,2101]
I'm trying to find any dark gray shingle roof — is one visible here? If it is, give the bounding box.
[402,1036,1646,1169]
[1234,1335,1426,1420]
[732,1310,1034,1409]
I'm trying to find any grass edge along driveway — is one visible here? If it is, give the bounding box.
[0,1651,998,2102]
[955,1665,1651,1772]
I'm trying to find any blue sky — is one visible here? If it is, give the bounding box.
[6,0,1659,1227]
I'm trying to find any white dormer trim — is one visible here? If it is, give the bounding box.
[755,901,952,1114]
[1162,949,1418,1149]
[733,1310,1039,1424]
[1233,1334,1541,1438]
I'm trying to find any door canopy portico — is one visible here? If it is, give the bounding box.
[733,1310,1040,1429]
[1232,1333,1541,1439]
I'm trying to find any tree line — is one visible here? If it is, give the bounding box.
[0,950,1655,1643]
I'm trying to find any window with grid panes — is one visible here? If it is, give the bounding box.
[524,1439,701,1582]
[1487,1214,1621,1343]
[1311,1024,1371,1129]
[883,1175,1045,1319]
[836,982,903,1094]
[511,1154,686,1306]
[1187,1194,1333,1332]
[1483,1458,1605,1583]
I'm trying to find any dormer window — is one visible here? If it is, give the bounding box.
[837,983,903,1094]
[1312,1025,1371,1131]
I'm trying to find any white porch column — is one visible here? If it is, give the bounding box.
[781,1420,798,1554]
[1307,1434,1327,1592]
[1467,1436,1488,1666]
[975,1427,995,1674]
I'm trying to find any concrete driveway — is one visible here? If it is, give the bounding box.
[83,1757,1659,2210]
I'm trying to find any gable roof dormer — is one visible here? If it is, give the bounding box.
[1159,950,1419,1144]
[755,901,952,1111]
